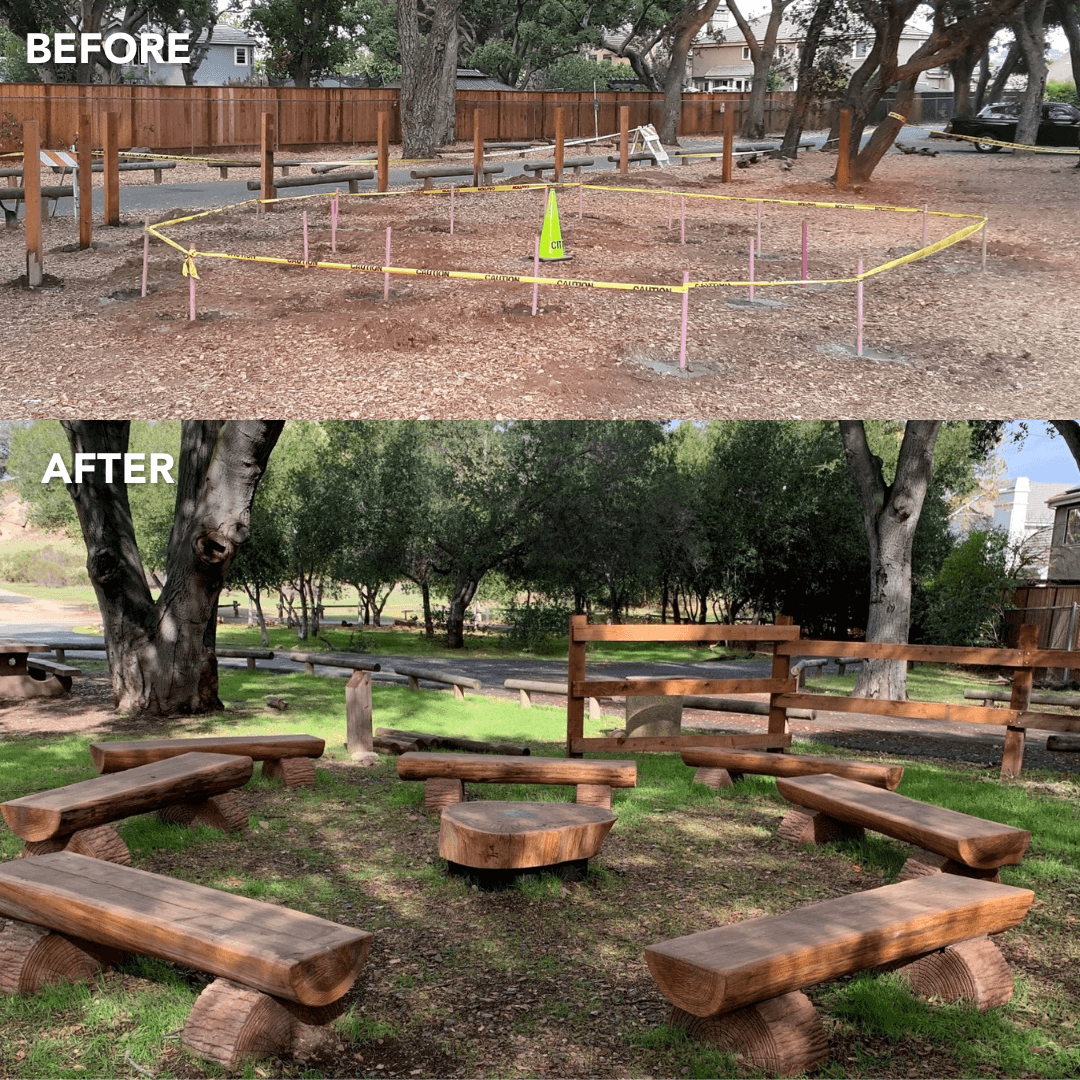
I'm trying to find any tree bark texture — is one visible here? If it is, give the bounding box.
[397,0,464,157]
[1051,421,1080,469]
[660,0,723,145]
[63,422,283,717]
[1013,0,1049,148]
[728,0,793,140]
[839,421,942,700]
[446,576,479,649]
[780,0,837,156]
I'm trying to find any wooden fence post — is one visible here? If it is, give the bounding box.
[567,614,587,758]
[346,670,374,756]
[555,107,565,182]
[1003,623,1037,778]
[77,113,92,249]
[836,105,852,191]
[260,111,275,210]
[103,111,119,226]
[22,120,42,286]
[377,111,389,193]
[472,108,483,188]
[767,615,795,750]
[721,105,735,184]
[618,105,629,176]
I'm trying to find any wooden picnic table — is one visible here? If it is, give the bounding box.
[0,642,66,698]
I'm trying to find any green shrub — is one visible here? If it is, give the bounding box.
[0,547,88,587]
[500,597,572,652]
[1046,81,1078,105]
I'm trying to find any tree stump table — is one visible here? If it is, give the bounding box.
[438,801,616,890]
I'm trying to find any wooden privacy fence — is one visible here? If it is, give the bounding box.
[0,85,829,154]
[567,618,1080,778]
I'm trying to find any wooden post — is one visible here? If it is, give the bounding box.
[472,109,483,188]
[837,105,852,191]
[103,112,120,226]
[767,615,795,751]
[260,111,275,210]
[77,113,92,250]
[377,111,389,193]
[618,106,629,176]
[567,614,587,758]
[346,670,374,756]
[1002,623,1037,779]
[22,120,42,286]
[555,107,565,183]
[721,106,735,184]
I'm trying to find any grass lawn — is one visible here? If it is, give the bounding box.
[0,668,1077,1079]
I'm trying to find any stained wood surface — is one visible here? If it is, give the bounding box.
[438,801,615,869]
[392,665,482,689]
[90,734,325,773]
[2,753,253,841]
[645,875,1033,1018]
[573,733,791,753]
[680,747,903,790]
[775,692,1021,727]
[774,640,1024,665]
[288,652,381,672]
[398,752,636,788]
[0,852,372,1005]
[776,774,1031,869]
[572,624,801,642]
[577,677,791,698]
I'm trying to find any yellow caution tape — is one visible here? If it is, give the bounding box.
[181,250,199,279]
[943,130,1080,154]
[888,112,906,122]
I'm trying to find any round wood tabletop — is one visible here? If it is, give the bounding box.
[438,800,616,870]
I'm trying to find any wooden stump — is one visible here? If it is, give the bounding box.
[262,757,316,787]
[0,918,120,994]
[182,978,297,1068]
[898,850,1001,883]
[777,808,864,846]
[425,777,465,813]
[160,792,248,832]
[575,783,612,809]
[18,838,68,858]
[692,767,740,789]
[64,825,132,865]
[896,936,1014,1010]
[669,991,829,1077]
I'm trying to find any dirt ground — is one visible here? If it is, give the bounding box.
[2,140,1078,419]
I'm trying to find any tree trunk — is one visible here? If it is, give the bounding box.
[839,421,942,700]
[949,45,984,116]
[1051,421,1080,468]
[1054,0,1080,90]
[397,0,464,158]
[850,77,918,184]
[659,0,722,145]
[63,422,282,717]
[446,575,478,649]
[987,39,1021,103]
[434,21,459,146]
[974,52,991,111]
[422,579,434,638]
[780,0,836,157]
[728,1,790,140]
[1013,0,1049,148]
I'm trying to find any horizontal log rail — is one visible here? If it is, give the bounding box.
[571,623,801,643]
[573,677,791,698]
[774,693,1022,727]
[571,733,792,753]
[775,639,1078,670]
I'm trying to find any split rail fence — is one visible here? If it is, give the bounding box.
[566,617,1080,777]
[0,86,833,155]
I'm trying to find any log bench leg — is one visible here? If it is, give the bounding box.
[159,791,248,832]
[20,825,132,866]
[575,783,612,809]
[669,991,829,1077]
[896,936,1014,1010]
[0,918,122,994]
[262,757,317,787]
[182,977,347,1069]
[777,808,864,846]
[424,777,465,812]
[453,684,465,701]
[692,767,743,789]
[898,849,1002,883]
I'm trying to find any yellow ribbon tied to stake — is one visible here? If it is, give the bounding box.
[182,249,199,279]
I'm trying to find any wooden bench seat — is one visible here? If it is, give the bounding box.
[682,746,903,791]
[521,157,595,177]
[89,733,324,788]
[645,874,1033,1075]
[0,851,372,1068]
[409,164,504,189]
[1,752,253,864]
[245,171,374,195]
[26,656,82,692]
[776,773,1031,880]
[607,152,657,166]
[397,751,636,811]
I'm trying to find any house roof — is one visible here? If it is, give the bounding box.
[700,63,753,79]
[1048,487,1080,509]
[197,25,258,47]
[1027,482,1073,524]
[386,68,516,91]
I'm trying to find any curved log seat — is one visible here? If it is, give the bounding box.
[681,746,903,791]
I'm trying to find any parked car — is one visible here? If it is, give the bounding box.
[946,101,1080,152]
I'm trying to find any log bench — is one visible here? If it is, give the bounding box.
[48,160,177,183]
[393,664,481,699]
[311,155,377,174]
[246,171,374,195]
[790,656,829,688]
[290,650,381,676]
[439,801,615,889]
[26,657,81,692]
[89,733,325,788]
[645,874,1034,1076]
[681,746,903,791]
[504,677,602,719]
[397,751,636,811]
[965,688,1080,709]
[211,159,306,178]
[0,851,372,1069]
[409,164,505,189]
[606,152,657,167]
[775,773,1031,881]
[1,752,253,864]
[521,157,595,178]
[216,646,274,670]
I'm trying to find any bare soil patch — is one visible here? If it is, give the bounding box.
[2,143,1078,418]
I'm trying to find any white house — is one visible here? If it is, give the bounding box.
[139,25,257,86]
[993,477,1074,579]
